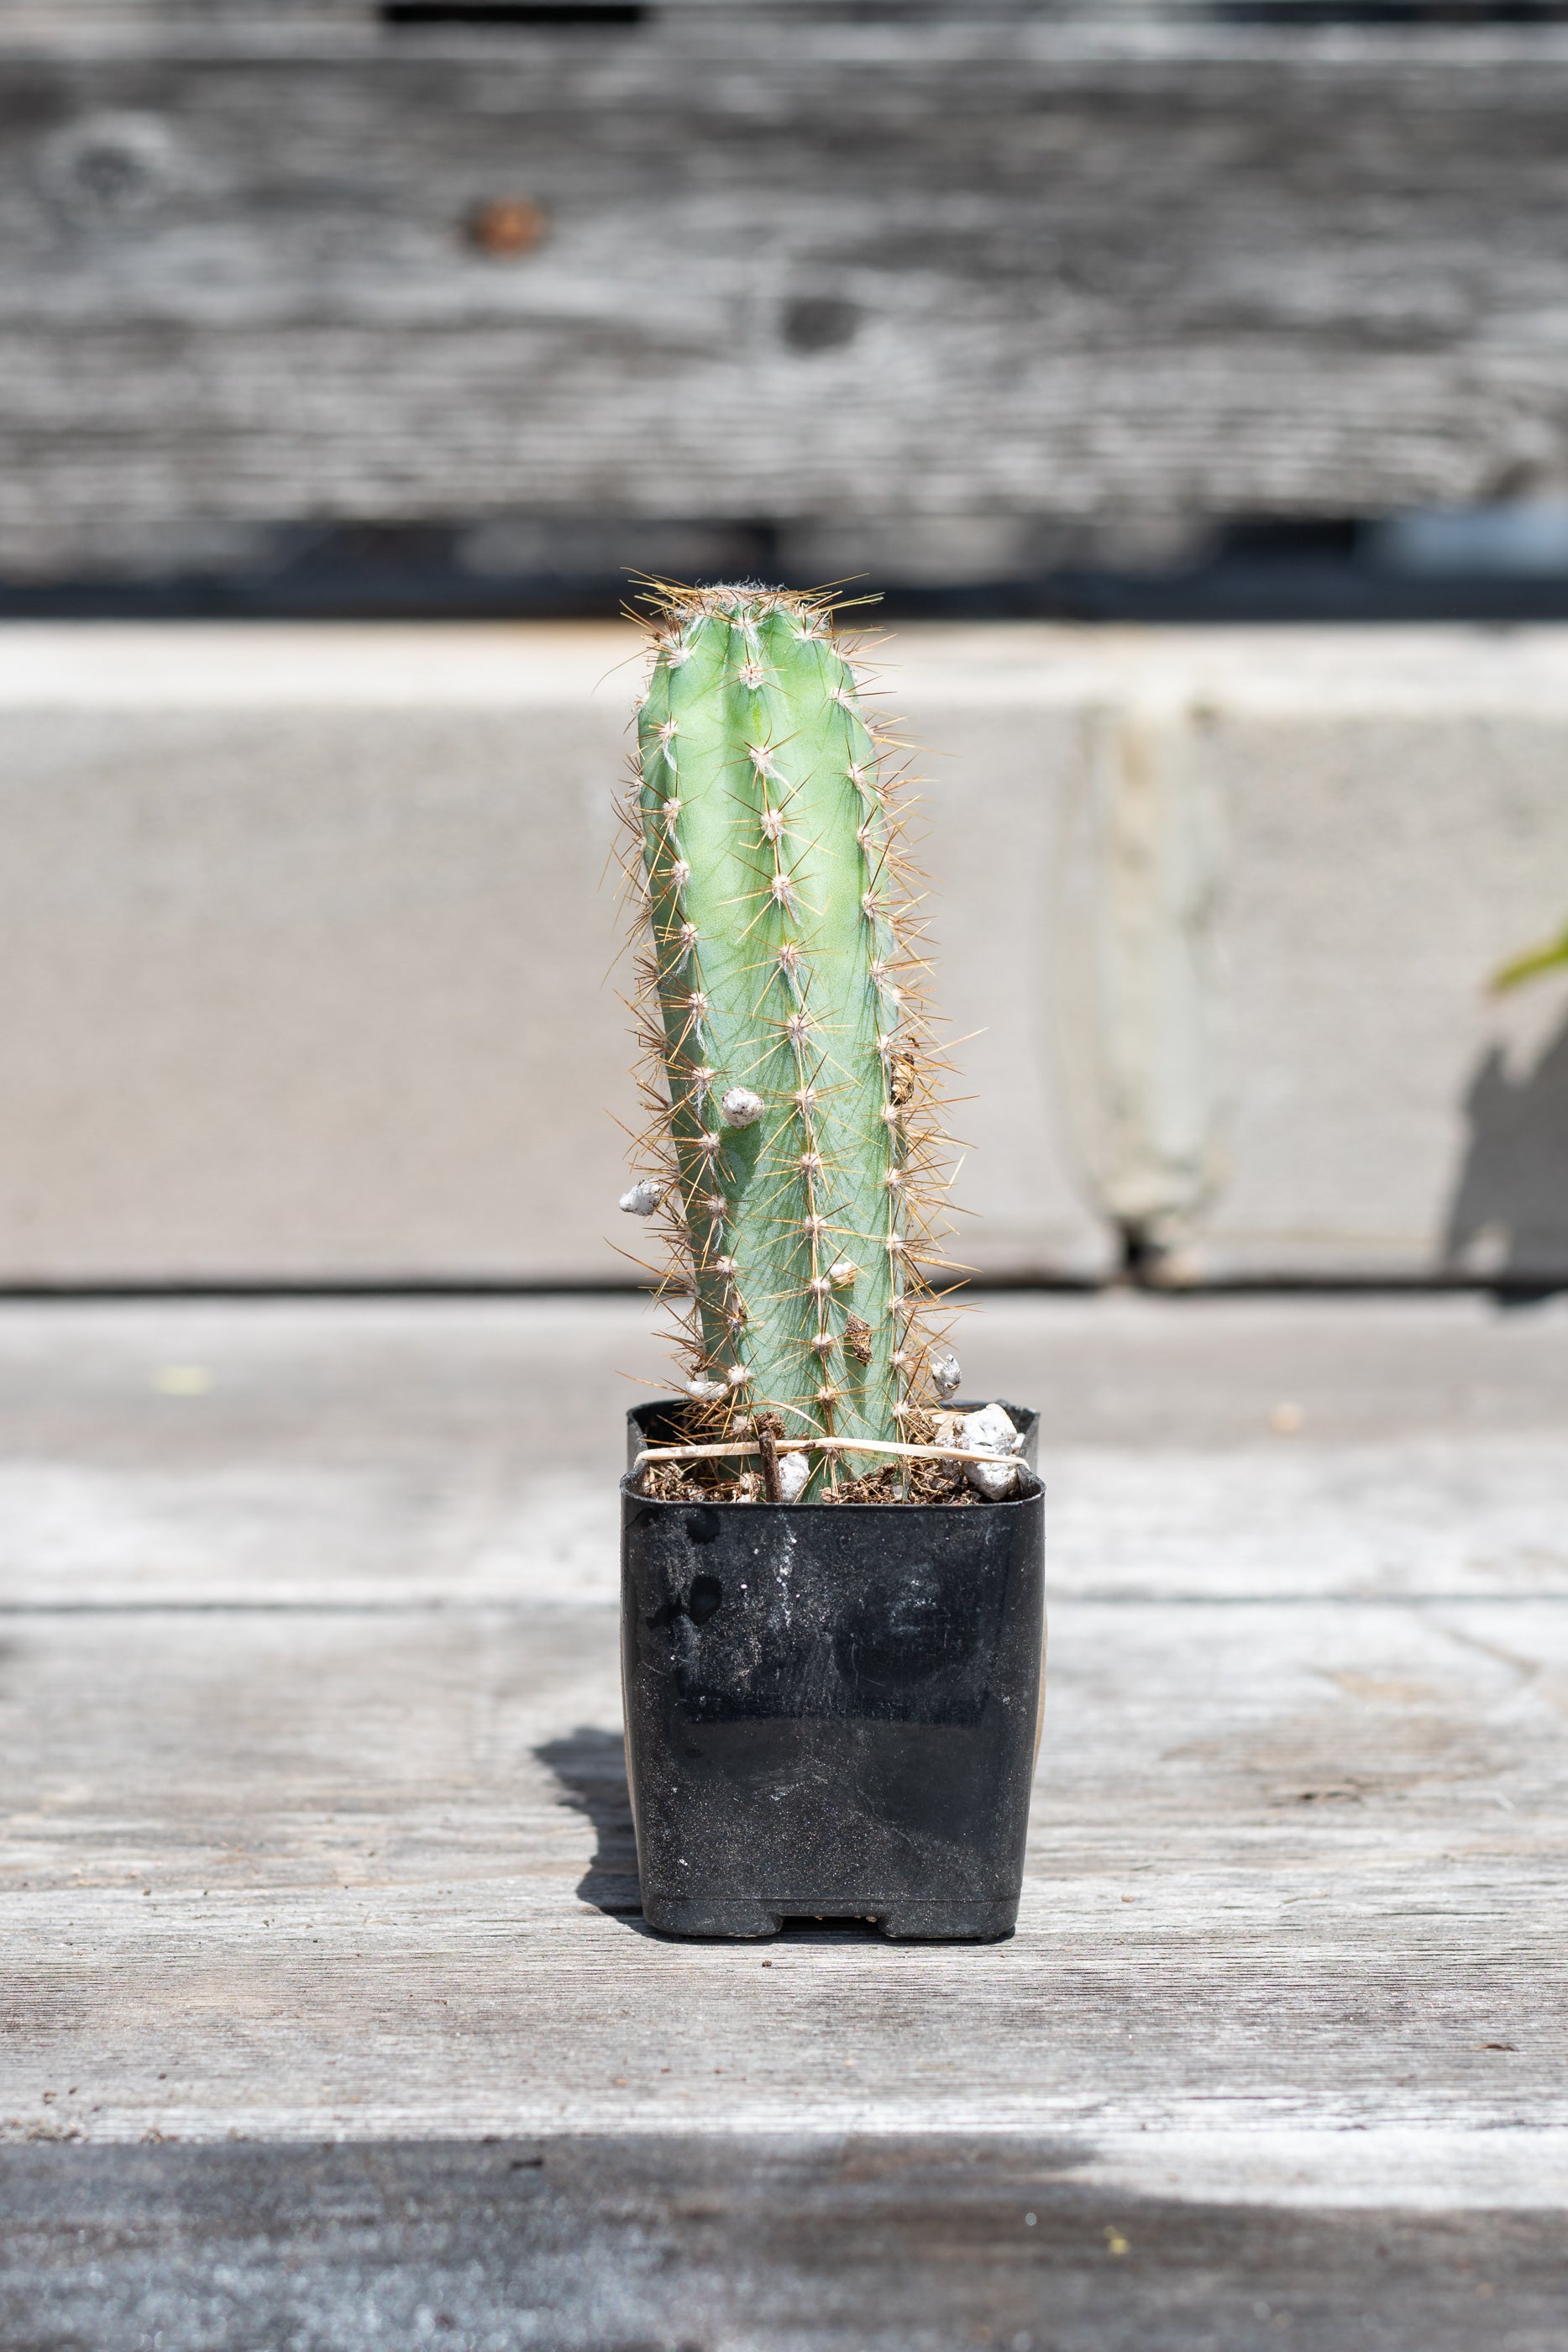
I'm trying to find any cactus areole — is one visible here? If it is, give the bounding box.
[621,583,953,1499]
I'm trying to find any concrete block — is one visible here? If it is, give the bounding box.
[0,622,1564,1285]
[0,629,639,1283]
[902,626,1568,1284]
[0,624,1104,1284]
[1089,629,1568,1283]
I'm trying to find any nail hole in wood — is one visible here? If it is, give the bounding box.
[466,197,549,257]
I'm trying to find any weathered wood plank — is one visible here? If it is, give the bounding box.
[2,1296,1566,2223]
[4,1595,1568,2176]
[8,21,1568,564]
[6,2139,1568,2352]
[0,1294,1565,1606]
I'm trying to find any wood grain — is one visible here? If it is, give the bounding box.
[2,1294,1565,2223]
[8,17,1568,564]
[7,2138,1568,2352]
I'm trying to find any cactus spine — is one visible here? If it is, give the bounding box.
[623,584,950,1494]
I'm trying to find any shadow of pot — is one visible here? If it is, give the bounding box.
[621,1399,1046,1941]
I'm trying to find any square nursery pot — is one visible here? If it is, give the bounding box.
[621,1399,1045,1941]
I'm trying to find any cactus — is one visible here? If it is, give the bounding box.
[620,583,955,1497]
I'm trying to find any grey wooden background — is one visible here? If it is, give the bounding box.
[8,3,1568,575]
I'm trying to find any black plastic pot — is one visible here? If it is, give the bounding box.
[621,1399,1045,1940]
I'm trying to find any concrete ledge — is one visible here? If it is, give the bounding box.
[0,622,1564,1283]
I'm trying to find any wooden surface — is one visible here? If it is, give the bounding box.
[8,2142,1568,2352]
[3,1287,1566,2316]
[9,13,1568,568]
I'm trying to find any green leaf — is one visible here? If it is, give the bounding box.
[1492,926,1568,994]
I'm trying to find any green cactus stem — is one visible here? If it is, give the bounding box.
[622,584,950,1494]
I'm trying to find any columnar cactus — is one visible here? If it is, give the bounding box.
[621,584,957,1497]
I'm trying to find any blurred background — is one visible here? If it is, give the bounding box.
[3,0,1567,1294]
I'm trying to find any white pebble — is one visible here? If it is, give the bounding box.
[776,1451,810,1503]
[619,1179,663,1216]
[929,1347,962,1400]
[961,1402,1025,1500]
[720,1086,766,1129]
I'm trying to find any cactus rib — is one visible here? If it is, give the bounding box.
[620,583,952,1494]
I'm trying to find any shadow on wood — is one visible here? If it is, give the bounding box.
[3,2138,1565,2352]
[533,1725,943,1944]
[533,1725,642,1919]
